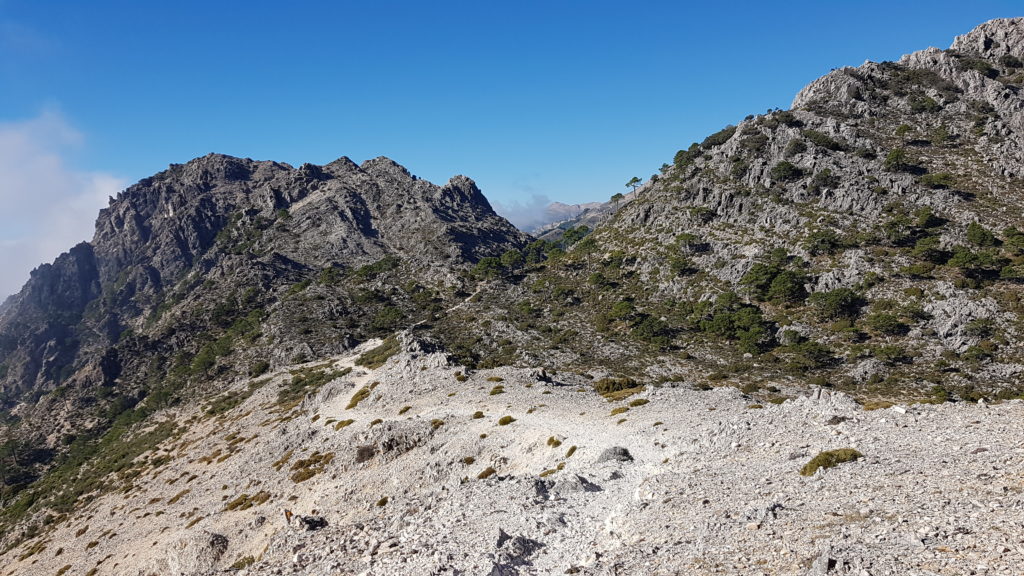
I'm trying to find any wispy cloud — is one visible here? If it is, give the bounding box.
[0,111,125,299]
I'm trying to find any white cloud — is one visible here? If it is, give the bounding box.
[0,111,125,299]
[492,193,554,232]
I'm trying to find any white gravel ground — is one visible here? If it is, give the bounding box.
[3,339,1022,576]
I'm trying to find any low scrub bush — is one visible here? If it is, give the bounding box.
[356,336,401,369]
[799,448,862,476]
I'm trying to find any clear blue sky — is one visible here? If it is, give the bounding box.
[1,1,1020,209]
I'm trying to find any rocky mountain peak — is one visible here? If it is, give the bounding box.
[359,156,416,183]
[322,155,361,175]
[439,175,490,208]
[951,17,1024,58]
[0,151,528,411]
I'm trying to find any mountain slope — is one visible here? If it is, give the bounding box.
[3,17,1024,576]
[0,153,528,514]
[2,339,1021,576]
[431,17,1024,405]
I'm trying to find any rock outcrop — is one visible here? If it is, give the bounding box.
[0,153,528,486]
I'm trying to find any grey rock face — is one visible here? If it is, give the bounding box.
[145,530,228,576]
[951,17,1024,58]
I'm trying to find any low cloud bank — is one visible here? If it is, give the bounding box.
[492,193,555,232]
[0,111,125,299]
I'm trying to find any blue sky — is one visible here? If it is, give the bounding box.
[0,1,1020,295]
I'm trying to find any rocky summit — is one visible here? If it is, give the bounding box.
[2,17,1024,576]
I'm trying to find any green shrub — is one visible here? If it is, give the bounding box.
[804,229,845,255]
[807,169,839,194]
[808,288,862,320]
[966,222,997,247]
[766,270,808,304]
[248,360,271,378]
[1000,54,1023,68]
[371,306,405,331]
[958,57,998,79]
[592,377,638,395]
[472,257,502,279]
[801,129,845,151]
[883,148,911,172]
[948,246,1007,278]
[741,133,768,151]
[669,255,697,276]
[701,125,737,148]
[631,315,672,347]
[730,159,749,178]
[674,143,702,168]
[500,249,524,269]
[918,172,954,189]
[964,318,995,339]
[1003,227,1024,254]
[354,255,400,280]
[784,139,807,157]
[356,336,401,369]
[1000,264,1024,279]
[278,367,351,409]
[224,490,271,511]
[497,416,516,426]
[561,226,590,246]
[928,125,951,145]
[774,110,802,127]
[799,448,862,476]
[346,382,379,410]
[318,266,343,285]
[872,345,909,365]
[286,278,313,296]
[865,313,907,336]
[785,340,835,371]
[911,236,947,264]
[770,161,803,182]
[909,96,941,113]
[230,556,256,570]
[289,452,334,483]
[697,292,776,354]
